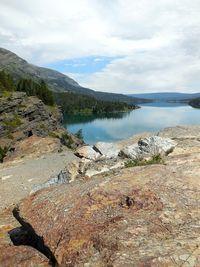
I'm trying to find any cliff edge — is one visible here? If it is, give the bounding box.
[0,91,82,161]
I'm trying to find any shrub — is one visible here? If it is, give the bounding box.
[125,154,164,168]
[74,129,84,141]
[0,146,8,163]
[48,132,59,138]
[61,133,74,148]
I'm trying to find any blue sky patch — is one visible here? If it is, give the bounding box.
[43,56,119,74]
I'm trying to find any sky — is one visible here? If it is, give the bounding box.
[0,0,200,94]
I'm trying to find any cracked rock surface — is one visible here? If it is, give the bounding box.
[1,126,200,266]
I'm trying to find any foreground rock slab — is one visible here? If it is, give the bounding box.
[0,245,50,267]
[7,142,200,266]
[0,223,50,267]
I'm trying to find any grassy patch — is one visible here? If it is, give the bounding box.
[48,132,59,138]
[2,91,12,98]
[61,133,74,148]
[125,154,164,168]
[3,115,22,132]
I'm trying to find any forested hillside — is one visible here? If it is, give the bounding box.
[0,70,54,106]
[189,98,200,108]
[54,91,138,114]
[0,47,141,104]
[0,70,138,113]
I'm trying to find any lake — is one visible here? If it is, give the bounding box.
[63,103,200,144]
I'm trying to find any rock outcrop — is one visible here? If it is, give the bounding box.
[0,243,50,267]
[0,92,82,161]
[94,142,121,159]
[71,136,176,181]
[121,136,176,159]
[1,126,200,266]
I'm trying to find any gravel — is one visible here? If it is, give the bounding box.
[0,150,77,211]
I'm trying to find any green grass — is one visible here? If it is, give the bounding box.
[61,133,74,148]
[2,91,12,98]
[48,132,59,138]
[3,114,22,132]
[125,154,164,168]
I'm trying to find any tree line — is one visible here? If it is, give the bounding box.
[0,70,137,113]
[189,98,200,109]
[54,91,137,114]
[0,70,54,106]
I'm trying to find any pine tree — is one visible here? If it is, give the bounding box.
[0,70,15,91]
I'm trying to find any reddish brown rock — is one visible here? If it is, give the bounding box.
[12,143,200,266]
[4,135,63,161]
[0,245,50,267]
[0,223,50,267]
[1,127,200,266]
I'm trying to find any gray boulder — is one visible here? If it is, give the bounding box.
[138,136,177,156]
[31,170,69,193]
[94,142,120,159]
[120,143,143,160]
[120,136,176,159]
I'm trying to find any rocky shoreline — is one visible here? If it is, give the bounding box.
[0,125,200,266]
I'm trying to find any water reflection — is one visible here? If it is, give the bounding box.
[63,104,200,144]
[63,111,130,125]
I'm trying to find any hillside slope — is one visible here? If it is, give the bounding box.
[0,48,140,103]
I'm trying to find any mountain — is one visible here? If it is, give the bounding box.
[0,47,140,103]
[129,92,200,102]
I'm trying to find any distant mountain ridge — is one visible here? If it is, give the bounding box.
[0,47,141,104]
[129,92,200,102]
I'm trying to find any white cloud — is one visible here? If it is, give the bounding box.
[1,0,200,93]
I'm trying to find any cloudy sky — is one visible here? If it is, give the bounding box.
[1,0,200,93]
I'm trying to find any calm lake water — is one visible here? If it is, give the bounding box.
[63,103,200,144]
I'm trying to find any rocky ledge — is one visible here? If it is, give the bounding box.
[1,126,200,266]
[0,92,82,161]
